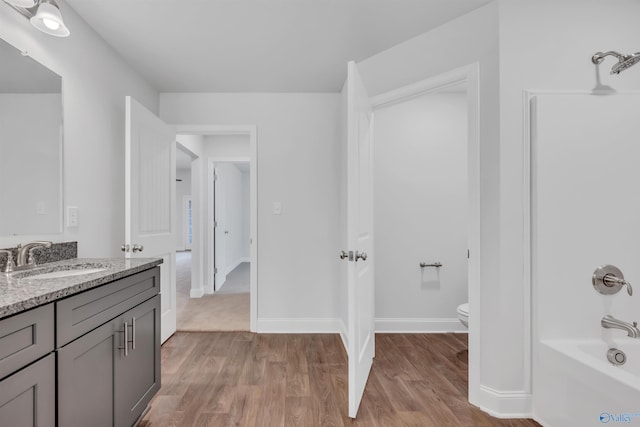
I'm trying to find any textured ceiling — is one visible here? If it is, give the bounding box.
[65,0,490,92]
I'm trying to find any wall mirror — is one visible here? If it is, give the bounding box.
[0,37,63,237]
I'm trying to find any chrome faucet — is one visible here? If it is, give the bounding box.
[0,249,16,273]
[14,241,52,269]
[602,315,640,338]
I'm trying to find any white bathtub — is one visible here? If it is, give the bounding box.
[535,339,640,427]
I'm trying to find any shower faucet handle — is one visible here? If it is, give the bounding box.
[593,265,633,296]
[603,274,633,296]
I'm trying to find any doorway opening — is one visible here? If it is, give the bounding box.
[173,126,258,332]
[209,160,250,294]
[372,81,469,334]
[369,63,481,402]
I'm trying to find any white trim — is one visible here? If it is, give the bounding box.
[339,319,348,353]
[189,287,204,298]
[522,91,535,395]
[370,62,482,407]
[257,318,344,334]
[173,124,258,333]
[182,195,193,251]
[370,64,473,109]
[475,386,533,419]
[375,318,468,333]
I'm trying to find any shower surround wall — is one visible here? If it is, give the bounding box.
[531,93,640,427]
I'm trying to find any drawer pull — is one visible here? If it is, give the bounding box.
[130,317,136,351]
[119,322,129,357]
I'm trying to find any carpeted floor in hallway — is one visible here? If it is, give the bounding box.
[175,251,250,331]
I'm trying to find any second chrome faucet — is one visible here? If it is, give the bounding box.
[1,241,52,273]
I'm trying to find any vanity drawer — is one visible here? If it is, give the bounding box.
[57,267,159,346]
[0,303,54,381]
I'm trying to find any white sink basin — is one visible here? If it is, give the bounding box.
[29,268,107,279]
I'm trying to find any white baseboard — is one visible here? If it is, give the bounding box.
[189,287,204,298]
[471,385,533,419]
[375,317,468,333]
[338,319,348,353]
[257,318,344,334]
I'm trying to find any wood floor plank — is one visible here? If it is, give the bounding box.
[141,332,541,427]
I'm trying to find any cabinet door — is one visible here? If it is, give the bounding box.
[0,353,55,427]
[114,295,161,427]
[58,320,115,427]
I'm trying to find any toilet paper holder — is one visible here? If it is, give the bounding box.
[420,262,442,268]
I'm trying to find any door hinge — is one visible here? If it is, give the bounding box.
[467,249,470,259]
[214,220,218,227]
[213,174,218,181]
[214,267,218,274]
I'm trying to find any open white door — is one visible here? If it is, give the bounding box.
[344,61,375,418]
[213,167,227,290]
[125,96,177,343]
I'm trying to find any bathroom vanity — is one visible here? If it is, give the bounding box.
[0,258,162,427]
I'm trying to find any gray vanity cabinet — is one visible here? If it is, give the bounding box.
[57,267,161,427]
[58,319,116,427]
[0,303,55,427]
[0,354,55,427]
[114,295,161,427]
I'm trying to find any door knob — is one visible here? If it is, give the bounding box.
[132,244,144,253]
[355,251,367,262]
[340,250,350,260]
[120,244,130,253]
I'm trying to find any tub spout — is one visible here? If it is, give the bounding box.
[602,315,640,338]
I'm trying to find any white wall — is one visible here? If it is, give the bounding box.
[204,135,250,157]
[0,0,159,255]
[161,93,342,329]
[175,168,192,250]
[215,163,247,274]
[373,92,467,332]
[357,2,501,413]
[0,93,61,235]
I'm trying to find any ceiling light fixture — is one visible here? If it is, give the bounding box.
[3,0,70,37]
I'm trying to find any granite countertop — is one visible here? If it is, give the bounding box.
[0,257,163,319]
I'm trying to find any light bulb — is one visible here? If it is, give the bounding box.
[42,18,60,30]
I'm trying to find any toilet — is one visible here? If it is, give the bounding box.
[456,303,469,328]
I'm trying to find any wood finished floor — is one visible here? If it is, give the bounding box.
[140,332,540,427]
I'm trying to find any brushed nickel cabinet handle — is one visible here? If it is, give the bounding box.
[130,317,136,350]
[119,322,129,357]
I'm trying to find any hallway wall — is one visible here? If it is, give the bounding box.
[160,93,342,331]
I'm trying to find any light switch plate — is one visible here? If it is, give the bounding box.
[66,206,79,227]
[272,202,282,215]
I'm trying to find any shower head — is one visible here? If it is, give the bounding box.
[592,51,640,74]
